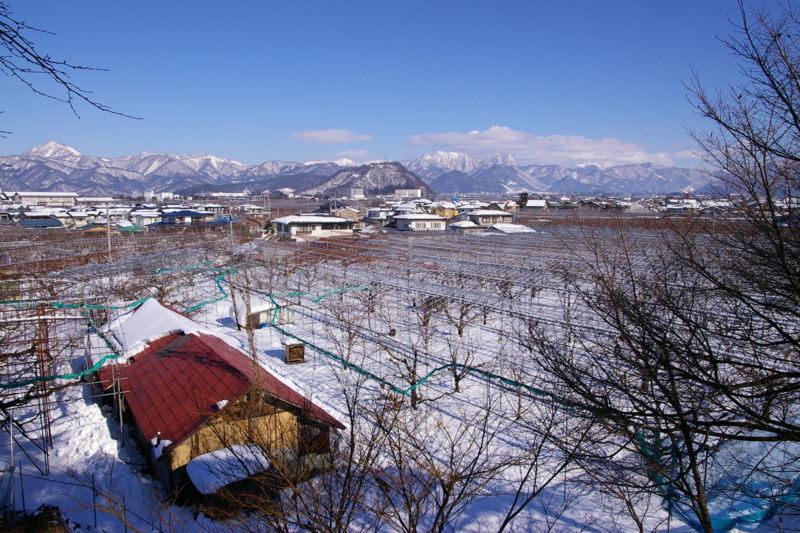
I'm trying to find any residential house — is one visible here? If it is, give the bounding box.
[366,207,394,222]
[459,210,514,227]
[15,219,65,230]
[448,220,484,234]
[238,204,266,216]
[521,199,548,210]
[95,299,344,499]
[485,223,537,234]
[394,189,423,199]
[130,209,163,228]
[429,202,459,219]
[201,204,227,217]
[271,214,355,241]
[154,210,214,226]
[313,203,362,222]
[487,201,519,213]
[394,213,446,232]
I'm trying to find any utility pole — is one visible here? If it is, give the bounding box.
[106,202,112,262]
[228,205,234,246]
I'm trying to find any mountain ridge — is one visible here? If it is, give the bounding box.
[0,142,715,197]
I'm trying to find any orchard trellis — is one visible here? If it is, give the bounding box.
[0,220,790,531]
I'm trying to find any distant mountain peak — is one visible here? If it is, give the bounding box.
[483,153,515,166]
[23,141,82,159]
[0,143,715,197]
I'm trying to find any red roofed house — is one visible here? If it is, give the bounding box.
[95,299,344,501]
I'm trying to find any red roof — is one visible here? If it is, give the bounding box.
[98,331,344,455]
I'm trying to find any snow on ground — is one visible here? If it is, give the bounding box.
[1,381,206,533]
[3,246,792,533]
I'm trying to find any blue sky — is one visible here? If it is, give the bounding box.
[0,1,785,167]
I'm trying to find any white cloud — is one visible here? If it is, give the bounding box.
[673,148,702,160]
[335,149,375,162]
[408,125,678,167]
[291,129,373,144]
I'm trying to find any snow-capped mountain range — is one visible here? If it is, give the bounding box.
[0,142,715,197]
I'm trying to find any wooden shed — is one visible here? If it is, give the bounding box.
[95,299,343,501]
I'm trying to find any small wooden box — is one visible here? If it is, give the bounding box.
[285,343,305,364]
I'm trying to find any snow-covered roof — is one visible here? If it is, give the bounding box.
[486,223,536,234]
[272,214,352,224]
[10,191,78,197]
[393,214,445,221]
[449,220,480,228]
[105,298,205,360]
[23,208,69,218]
[229,299,278,327]
[467,210,514,216]
[186,444,271,495]
[77,197,115,202]
[130,210,161,217]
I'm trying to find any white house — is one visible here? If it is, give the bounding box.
[271,214,355,241]
[130,209,163,227]
[366,207,394,222]
[394,214,446,232]
[395,189,424,199]
[459,210,514,227]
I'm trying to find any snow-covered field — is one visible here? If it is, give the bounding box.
[0,231,795,532]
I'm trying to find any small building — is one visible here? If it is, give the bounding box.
[485,223,537,234]
[522,199,548,210]
[394,213,446,232]
[10,191,79,208]
[201,204,227,216]
[76,197,116,207]
[487,201,520,213]
[459,210,514,227]
[366,207,394,222]
[448,220,484,234]
[429,202,459,219]
[95,299,344,499]
[238,204,266,215]
[156,210,214,226]
[130,209,163,227]
[332,207,362,222]
[271,214,355,241]
[15,219,65,230]
[229,300,294,329]
[395,189,423,199]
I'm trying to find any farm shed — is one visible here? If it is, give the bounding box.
[95,299,343,501]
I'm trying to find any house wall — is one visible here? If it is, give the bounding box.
[397,220,445,231]
[168,410,299,473]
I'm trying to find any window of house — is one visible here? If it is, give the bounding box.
[295,225,312,234]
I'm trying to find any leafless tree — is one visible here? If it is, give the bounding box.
[0,1,137,132]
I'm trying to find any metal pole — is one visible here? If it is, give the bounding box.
[229,206,234,245]
[92,474,97,528]
[118,381,124,447]
[106,202,112,262]
[18,463,24,514]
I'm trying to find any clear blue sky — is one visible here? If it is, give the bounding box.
[0,1,785,168]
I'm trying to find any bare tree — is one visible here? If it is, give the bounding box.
[0,1,137,130]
